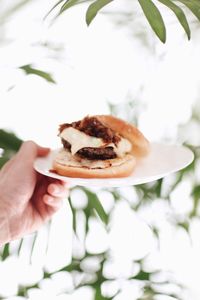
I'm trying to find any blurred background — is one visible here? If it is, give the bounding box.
[1,0,200,299]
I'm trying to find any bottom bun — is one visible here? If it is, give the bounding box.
[52,155,136,178]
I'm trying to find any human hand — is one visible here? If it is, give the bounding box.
[0,141,69,245]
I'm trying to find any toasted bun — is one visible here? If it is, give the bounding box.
[53,154,136,178]
[95,115,150,157]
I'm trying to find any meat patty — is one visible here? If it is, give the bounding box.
[61,138,116,160]
[78,147,117,160]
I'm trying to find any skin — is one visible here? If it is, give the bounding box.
[0,141,69,245]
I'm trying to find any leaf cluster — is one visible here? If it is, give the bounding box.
[47,0,200,42]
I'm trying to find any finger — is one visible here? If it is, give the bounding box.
[47,178,69,187]
[43,194,64,209]
[47,183,69,198]
[37,145,50,157]
[60,181,70,188]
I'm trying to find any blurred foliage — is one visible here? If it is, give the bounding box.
[47,0,200,42]
[0,0,33,26]
[0,129,22,168]
[19,65,56,84]
[0,1,59,85]
[1,98,200,299]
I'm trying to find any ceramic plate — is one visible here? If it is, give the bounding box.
[34,143,194,187]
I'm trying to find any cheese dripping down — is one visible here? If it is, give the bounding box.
[59,127,132,158]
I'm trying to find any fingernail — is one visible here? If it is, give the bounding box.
[53,186,59,193]
[47,197,54,204]
[44,195,54,204]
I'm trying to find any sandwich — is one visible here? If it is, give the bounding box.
[52,115,150,178]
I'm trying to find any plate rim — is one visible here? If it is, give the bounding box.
[34,142,194,187]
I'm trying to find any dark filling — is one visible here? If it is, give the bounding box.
[59,116,120,160]
[59,116,120,144]
[61,138,117,160]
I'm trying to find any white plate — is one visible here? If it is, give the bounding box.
[34,143,194,188]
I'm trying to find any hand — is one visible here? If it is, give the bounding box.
[0,141,69,245]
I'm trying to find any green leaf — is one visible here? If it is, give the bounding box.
[44,0,65,19]
[0,155,10,169]
[0,130,22,151]
[30,233,38,264]
[95,286,111,300]
[86,0,113,26]
[193,0,200,8]
[158,0,190,39]
[138,0,166,43]
[0,130,22,168]
[17,238,24,256]
[1,243,10,261]
[84,188,108,225]
[190,185,200,217]
[177,0,200,21]
[60,0,81,14]
[154,178,163,197]
[0,130,23,169]
[68,195,77,234]
[94,287,104,300]
[134,270,151,281]
[19,64,56,84]
[177,221,190,233]
[191,185,200,199]
[49,0,87,23]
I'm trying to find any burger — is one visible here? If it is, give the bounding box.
[52,115,150,178]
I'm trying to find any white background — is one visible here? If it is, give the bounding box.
[1,0,200,299]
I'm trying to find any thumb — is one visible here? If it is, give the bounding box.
[17,141,50,162]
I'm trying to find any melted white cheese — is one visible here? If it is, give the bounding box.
[60,127,105,155]
[114,138,132,157]
[60,127,132,157]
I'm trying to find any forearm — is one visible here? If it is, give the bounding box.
[0,215,10,246]
[0,177,11,246]
[0,191,23,245]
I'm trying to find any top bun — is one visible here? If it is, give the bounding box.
[95,115,150,157]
